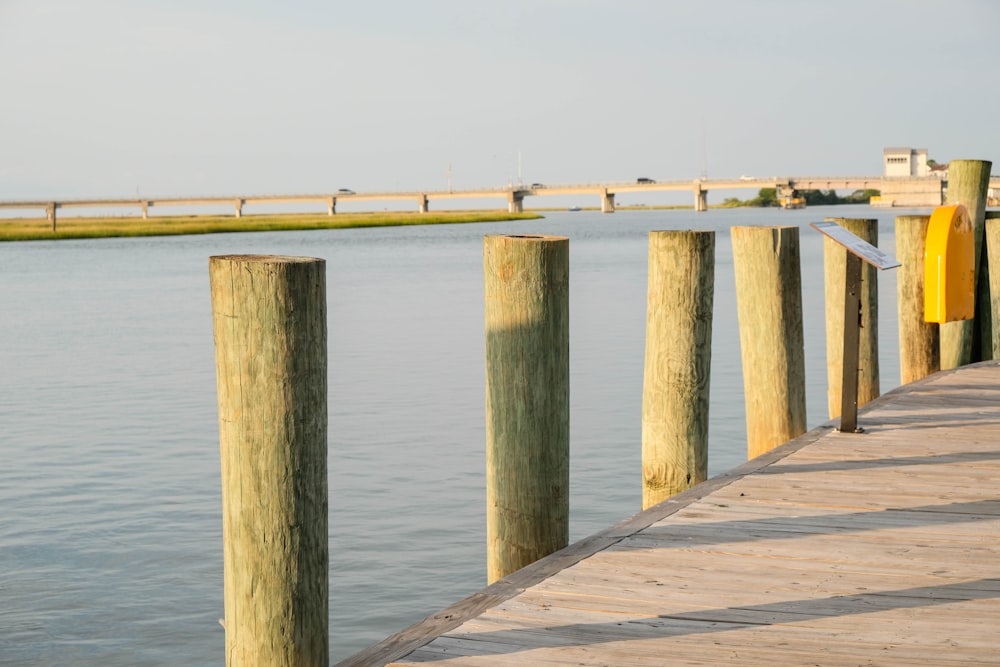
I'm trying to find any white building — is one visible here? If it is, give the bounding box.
[876,147,943,206]
[883,147,930,177]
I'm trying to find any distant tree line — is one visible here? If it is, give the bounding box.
[721,188,881,208]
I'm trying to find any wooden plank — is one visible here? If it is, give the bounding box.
[530,561,1000,603]
[396,614,995,665]
[662,499,1000,526]
[399,613,1000,666]
[344,361,1000,666]
[396,576,1000,663]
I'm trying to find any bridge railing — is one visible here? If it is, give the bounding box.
[3,175,994,222]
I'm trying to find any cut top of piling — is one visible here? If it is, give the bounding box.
[484,234,568,242]
[209,254,325,264]
[483,235,570,304]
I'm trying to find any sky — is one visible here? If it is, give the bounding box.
[2,0,998,202]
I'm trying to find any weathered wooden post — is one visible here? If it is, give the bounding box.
[732,226,807,459]
[822,218,879,418]
[209,255,329,667]
[985,211,1000,359]
[484,235,569,585]
[896,214,940,383]
[940,159,993,367]
[641,230,714,509]
[812,222,900,433]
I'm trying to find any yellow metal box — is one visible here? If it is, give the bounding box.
[924,204,974,323]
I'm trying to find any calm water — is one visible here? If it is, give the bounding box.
[0,206,916,665]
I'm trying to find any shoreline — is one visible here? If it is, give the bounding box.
[0,210,544,242]
[0,201,886,242]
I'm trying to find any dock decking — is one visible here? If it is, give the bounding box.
[340,361,1000,666]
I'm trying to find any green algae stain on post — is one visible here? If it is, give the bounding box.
[209,255,329,667]
[484,235,569,585]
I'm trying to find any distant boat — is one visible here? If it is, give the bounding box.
[568,206,582,212]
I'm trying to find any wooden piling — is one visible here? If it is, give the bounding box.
[940,159,993,367]
[823,218,879,418]
[641,230,714,509]
[895,215,940,383]
[731,226,807,459]
[986,211,1000,359]
[209,255,328,667]
[484,235,569,585]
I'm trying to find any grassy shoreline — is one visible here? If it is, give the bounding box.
[0,210,545,242]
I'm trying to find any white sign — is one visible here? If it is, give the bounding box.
[810,221,901,270]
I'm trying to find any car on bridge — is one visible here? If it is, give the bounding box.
[530,183,544,189]
[338,188,355,194]
[637,177,655,184]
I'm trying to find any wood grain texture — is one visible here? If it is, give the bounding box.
[896,215,940,383]
[641,230,714,508]
[823,218,879,418]
[484,235,570,585]
[731,226,807,459]
[210,254,328,667]
[985,212,1000,360]
[941,159,993,367]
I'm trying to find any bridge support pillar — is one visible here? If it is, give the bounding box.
[778,185,796,199]
[601,190,615,213]
[46,203,57,231]
[419,195,429,213]
[507,191,524,213]
[328,197,336,216]
[141,202,149,219]
[234,199,244,218]
[694,186,708,212]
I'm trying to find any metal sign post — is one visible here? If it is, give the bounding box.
[810,222,900,433]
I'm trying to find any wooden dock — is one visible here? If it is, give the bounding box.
[339,361,1000,666]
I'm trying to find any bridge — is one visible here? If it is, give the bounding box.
[2,175,996,224]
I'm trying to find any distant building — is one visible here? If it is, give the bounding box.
[883,147,930,177]
[876,147,943,207]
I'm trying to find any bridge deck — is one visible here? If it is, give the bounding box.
[341,361,1000,666]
